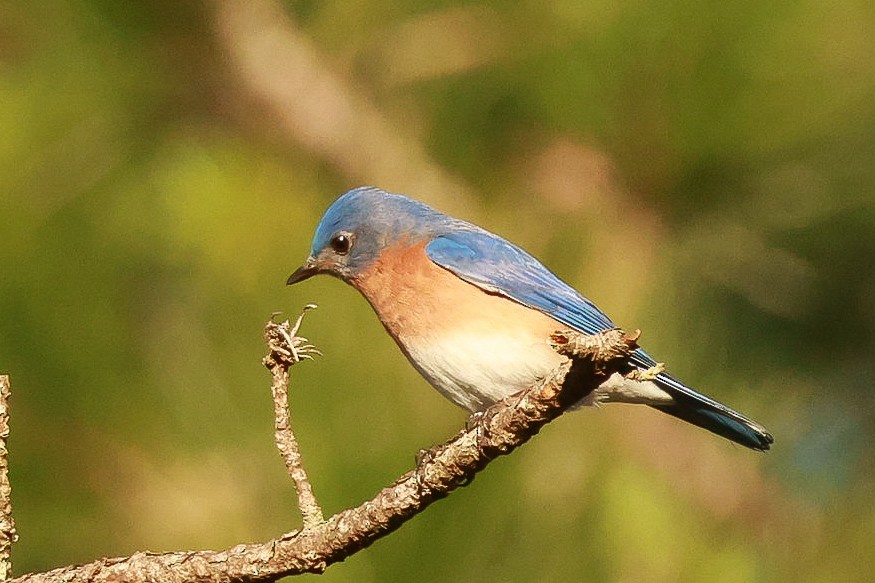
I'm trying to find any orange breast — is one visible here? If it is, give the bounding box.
[350,241,567,410]
[352,241,557,342]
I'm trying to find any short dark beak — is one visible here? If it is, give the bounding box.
[286,257,319,285]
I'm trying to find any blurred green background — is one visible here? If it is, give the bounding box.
[2,0,874,581]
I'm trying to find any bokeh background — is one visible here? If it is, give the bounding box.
[2,0,874,581]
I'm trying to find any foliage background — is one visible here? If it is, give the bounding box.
[2,0,874,581]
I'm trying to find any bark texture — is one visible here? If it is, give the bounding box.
[0,376,16,580]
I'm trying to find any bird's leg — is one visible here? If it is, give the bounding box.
[465,410,486,432]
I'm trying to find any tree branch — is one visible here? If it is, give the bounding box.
[212,0,477,215]
[263,306,324,530]
[10,313,637,583]
[0,376,16,581]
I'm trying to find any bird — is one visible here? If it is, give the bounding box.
[287,186,773,451]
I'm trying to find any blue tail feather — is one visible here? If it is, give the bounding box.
[650,373,773,451]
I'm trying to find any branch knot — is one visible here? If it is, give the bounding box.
[549,328,639,372]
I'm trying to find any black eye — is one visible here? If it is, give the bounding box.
[330,233,352,255]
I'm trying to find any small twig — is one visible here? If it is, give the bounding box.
[0,376,17,580]
[263,306,324,530]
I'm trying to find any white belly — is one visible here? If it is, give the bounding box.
[399,328,673,412]
[401,328,566,412]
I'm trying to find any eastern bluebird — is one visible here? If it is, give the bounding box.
[288,187,773,451]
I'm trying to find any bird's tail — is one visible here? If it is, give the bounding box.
[649,373,773,451]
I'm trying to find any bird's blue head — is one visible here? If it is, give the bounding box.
[287,187,451,285]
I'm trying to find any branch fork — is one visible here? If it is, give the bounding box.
[6,306,639,582]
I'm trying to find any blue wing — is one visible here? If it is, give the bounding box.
[425,230,617,337]
[425,229,663,369]
[425,229,773,451]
